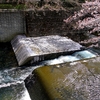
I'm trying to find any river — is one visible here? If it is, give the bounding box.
[0,43,33,100]
[0,43,99,100]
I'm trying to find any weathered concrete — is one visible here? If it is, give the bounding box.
[11,35,82,66]
[25,56,100,100]
[0,10,26,42]
[25,10,67,37]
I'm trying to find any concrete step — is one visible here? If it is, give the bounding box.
[11,35,83,66]
[25,56,100,100]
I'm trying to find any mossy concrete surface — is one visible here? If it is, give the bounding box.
[25,56,100,100]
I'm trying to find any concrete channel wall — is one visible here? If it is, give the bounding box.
[0,9,68,42]
[0,10,26,42]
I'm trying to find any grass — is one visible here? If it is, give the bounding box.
[0,0,84,10]
[0,4,26,9]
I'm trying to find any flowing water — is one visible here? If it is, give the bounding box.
[0,65,38,100]
[0,43,99,100]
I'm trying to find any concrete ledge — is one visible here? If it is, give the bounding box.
[11,35,82,66]
[25,56,100,100]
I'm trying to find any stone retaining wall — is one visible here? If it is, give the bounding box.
[26,10,68,37]
[0,9,70,42]
[0,9,69,42]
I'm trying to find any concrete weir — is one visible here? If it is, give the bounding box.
[25,57,100,100]
[11,35,82,66]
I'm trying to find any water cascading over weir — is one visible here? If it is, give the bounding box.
[1,2,100,99]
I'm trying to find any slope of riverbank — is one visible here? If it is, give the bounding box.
[64,0,100,47]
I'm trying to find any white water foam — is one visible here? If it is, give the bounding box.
[21,84,31,100]
[0,50,97,88]
[41,50,97,65]
[42,56,79,65]
[0,81,23,88]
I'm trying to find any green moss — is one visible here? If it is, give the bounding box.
[0,4,26,9]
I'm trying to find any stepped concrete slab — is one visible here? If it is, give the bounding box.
[11,35,82,66]
[25,57,100,100]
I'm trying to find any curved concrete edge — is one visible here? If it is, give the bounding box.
[25,73,49,100]
[11,35,83,66]
[25,56,100,100]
